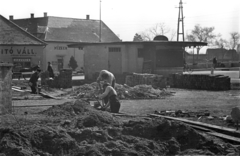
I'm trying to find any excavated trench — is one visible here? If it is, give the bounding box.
[0,100,239,156]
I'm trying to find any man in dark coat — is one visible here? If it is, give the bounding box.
[213,57,217,69]
[47,62,55,78]
[29,68,41,94]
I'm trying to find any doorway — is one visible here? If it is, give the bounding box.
[108,50,122,74]
[57,58,63,71]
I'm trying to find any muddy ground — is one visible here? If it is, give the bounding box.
[1,99,240,156]
[1,83,240,156]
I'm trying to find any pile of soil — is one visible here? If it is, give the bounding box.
[0,100,239,156]
[70,82,174,100]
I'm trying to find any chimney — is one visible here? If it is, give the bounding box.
[9,15,13,21]
[44,12,47,17]
[31,13,34,18]
[86,15,90,20]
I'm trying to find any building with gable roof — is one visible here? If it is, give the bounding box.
[10,13,121,72]
[0,15,46,71]
[69,36,207,82]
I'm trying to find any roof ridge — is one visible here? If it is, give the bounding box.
[12,16,100,21]
[0,14,47,45]
[47,16,100,21]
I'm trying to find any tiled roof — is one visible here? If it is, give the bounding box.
[13,16,121,42]
[206,48,237,58]
[0,15,46,45]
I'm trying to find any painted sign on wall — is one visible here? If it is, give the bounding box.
[54,46,68,50]
[0,47,36,56]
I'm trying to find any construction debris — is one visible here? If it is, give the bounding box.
[70,82,174,100]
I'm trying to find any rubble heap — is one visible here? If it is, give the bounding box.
[70,82,173,100]
[0,100,239,156]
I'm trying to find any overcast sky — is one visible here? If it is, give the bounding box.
[1,0,239,42]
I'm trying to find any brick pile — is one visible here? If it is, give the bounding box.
[125,73,167,89]
[46,69,72,88]
[169,73,231,91]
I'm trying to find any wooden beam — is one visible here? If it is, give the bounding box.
[207,132,240,144]
[39,92,61,99]
[149,114,240,137]
[12,87,27,92]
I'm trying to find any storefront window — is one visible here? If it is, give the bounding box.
[12,58,31,72]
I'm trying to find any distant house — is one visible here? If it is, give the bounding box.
[69,36,207,82]
[0,15,46,70]
[11,13,121,72]
[206,48,239,62]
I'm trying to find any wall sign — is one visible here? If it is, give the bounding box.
[0,47,36,56]
[54,46,68,50]
[13,58,31,62]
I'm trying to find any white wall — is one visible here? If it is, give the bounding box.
[43,43,84,72]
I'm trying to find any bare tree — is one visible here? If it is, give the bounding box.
[140,31,152,41]
[138,23,175,41]
[169,30,177,41]
[214,38,229,49]
[229,32,240,50]
[186,24,216,44]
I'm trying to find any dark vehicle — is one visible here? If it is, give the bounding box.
[12,65,40,80]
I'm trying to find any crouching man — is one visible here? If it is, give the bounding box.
[98,82,121,113]
[29,68,41,94]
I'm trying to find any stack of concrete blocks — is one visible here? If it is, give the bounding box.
[40,71,49,86]
[0,63,13,114]
[169,73,231,91]
[125,73,166,88]
[46,69,72,88]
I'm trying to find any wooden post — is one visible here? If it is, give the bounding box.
[211,67,214,75]
[0,63,13,114]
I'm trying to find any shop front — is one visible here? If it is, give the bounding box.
[0,46,44,72]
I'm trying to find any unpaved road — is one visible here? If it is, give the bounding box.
[13,88,240,117]
[120,88,240,116]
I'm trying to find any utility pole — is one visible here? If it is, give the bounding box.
[177,0,185,42]
[99,0,102,42]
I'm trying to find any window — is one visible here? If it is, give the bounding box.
[109,47,121,52]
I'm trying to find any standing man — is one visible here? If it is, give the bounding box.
[47,62,55,79]
[29,68,41,94]
[97,70,116,90]
[213,57,217,69]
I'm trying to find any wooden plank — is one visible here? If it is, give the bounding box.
[14,104,60,108]
[12,86,21,90]
[149,114,240,137]
[207,132,240,143]
[21,72,33,75]
[185,124,212,132]
[39,92,61,100]
[12,87,27,92]
[12,86,61,100]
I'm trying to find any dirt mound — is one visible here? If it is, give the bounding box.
[40,100,92,116]
[1,118,239,156]
[40,100,120,128]
[1,100,239,155]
